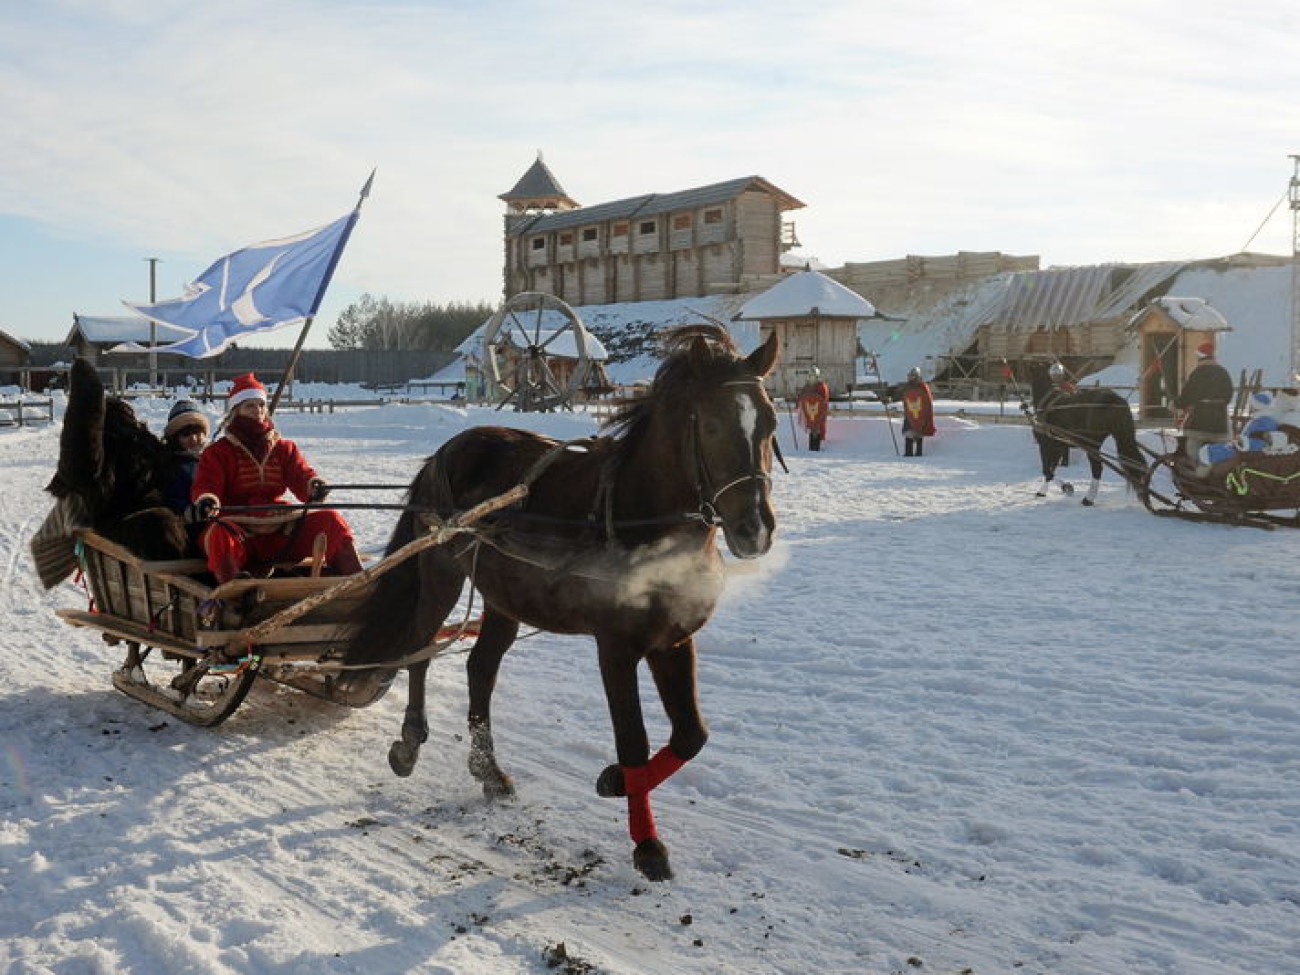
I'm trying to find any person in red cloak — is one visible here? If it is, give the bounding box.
[900,366,936,456]
[796,368,831,451]
[191,373,363,583]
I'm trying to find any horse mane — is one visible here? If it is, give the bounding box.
[44,358,187,560]
[601,324,744,450]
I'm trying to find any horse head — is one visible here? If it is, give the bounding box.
[678,327,780,560]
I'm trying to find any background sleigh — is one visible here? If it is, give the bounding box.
[1141,430,1300,528]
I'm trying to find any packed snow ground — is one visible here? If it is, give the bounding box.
[2,391,1298,975]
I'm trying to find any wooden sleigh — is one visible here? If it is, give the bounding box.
[1141,430,1300,529]
[55,487,524,726]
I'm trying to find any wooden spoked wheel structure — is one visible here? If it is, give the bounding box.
[483,292,593,412]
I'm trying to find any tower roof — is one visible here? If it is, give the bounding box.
[499,155,578,208]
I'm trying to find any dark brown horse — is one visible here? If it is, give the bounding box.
[1030,368,1146,505]
[343,324,780,880]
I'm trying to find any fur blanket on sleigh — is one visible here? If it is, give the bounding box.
[30,359,188,588]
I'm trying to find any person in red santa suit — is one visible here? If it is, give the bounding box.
[191,373,363,583]
[796,367,831,451]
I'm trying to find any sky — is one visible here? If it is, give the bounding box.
[3,0,1300,349]
[4,391,1299,973]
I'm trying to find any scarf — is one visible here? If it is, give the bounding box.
[227,414,275,462]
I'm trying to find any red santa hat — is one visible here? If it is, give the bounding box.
[227,372,267,410]
[1197,341,1216,358]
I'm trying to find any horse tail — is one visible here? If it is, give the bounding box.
[343,505,425,667]
[343,456,460,667]
[1111,401,1148,492]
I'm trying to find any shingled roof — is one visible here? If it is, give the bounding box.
[507,175,803,237]
[499,155,577,206]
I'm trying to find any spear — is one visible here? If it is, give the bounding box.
[871,351,900,456]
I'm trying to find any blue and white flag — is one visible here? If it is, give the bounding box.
[124,195,364,359]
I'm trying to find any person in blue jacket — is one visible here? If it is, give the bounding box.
[160,399,210,534]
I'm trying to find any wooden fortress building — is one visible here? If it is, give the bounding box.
[501,155,804,305]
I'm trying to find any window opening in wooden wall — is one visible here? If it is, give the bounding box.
[582,227,598,242]
[531,237,545,251]
[703,208,723,224]
[639,220,657,235]
[672,214,691,230]
[559,232,574,245]
[612,222,629,237]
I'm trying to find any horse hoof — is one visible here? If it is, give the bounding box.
[389,740,419,777]
[1034,490,1047,498]
[596,764,626,798]
[1080,497,1094,507]
[1060,482,1075,496]
[481,775,515,800]
[633,838,673,881]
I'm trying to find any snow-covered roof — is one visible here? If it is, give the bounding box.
[68,315,191,346]
[1139,295,1231,332]
[734,269,875,321]
[420,357,468,383]
[865,261,1299,386]
[1158,264,1295,384]
[858,261,1201,382]
[0,327,31,352]
[454,295,757,386]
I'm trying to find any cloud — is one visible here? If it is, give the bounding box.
[3,0,1299,341]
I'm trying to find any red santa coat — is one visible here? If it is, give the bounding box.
[901,381,936,437]
[192,430,318,530]
[192,428,354,580]
[797,381,830,438]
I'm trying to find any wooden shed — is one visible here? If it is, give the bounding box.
[1126,296,1231,418]
[0,328,32,384]
[733,269,874,399]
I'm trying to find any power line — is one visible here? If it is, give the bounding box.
[1239,189,1287,252]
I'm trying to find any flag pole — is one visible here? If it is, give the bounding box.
[269,170,375,415]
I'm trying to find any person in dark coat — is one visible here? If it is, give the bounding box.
[1176,341,1234,467]
[159,399,211,554]
[160,399,210,517]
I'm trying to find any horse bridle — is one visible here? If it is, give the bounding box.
[685,379,782,528]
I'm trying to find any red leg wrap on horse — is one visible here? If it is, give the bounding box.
[646,746,685,790]
[627,789,657,843]
[623,748,686,843]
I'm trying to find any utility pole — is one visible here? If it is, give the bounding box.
[145,257,160,389]
[1289,157,1300,381]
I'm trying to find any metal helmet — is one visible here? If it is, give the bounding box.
[1048,362,1066,381]
[907,366,922,381]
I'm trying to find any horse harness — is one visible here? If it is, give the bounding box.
[426,379,782,573]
